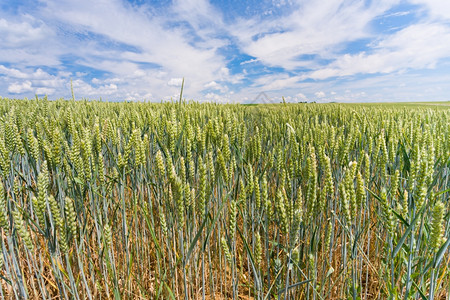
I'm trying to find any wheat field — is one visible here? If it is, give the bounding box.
[0,97,448,299]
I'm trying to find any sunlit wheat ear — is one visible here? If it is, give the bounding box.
[217,149,228,182]
[167,155,176,182]
[93,121,101,155]
[197,156,206,216]
[98,152,105,184]
[48,195,62,228]
[380,188,394,235]
[103,222,112,248]
[339,183,350,227]
[401,190,409,218]
[254,232,262,266]
[261,177,271,218]
[0,138,10,175]
[64,197,77,239]
[207,151,215,183]
[222,134,230,162]
[173,177,184,226]
[324,219,332,255]
[390,169,399,200]
[324,154,334,195]
[159,208,168,237]
[43,139,53,164]
[184,182,191,210]
[155,150,165,177]
[246,165,254,195]
[221,237,232,265]
[27,129,40,161]
[379,130,388,179]
[415,185,427,212]
[276,188,288,234]
[135,135,145,167]
[430,201,445,251]
[356,171,365,210]
[12,206,34,251]
[4,119,17,153]
[177,156,185,184]
[36,163,49,226]
[59,224,69,253]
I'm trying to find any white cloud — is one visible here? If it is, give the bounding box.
[168,78,184,87]
[71,80,118,96]
[0,15,62,66]
[251,73,305,91]
[124,91,153,102]
[410,0,450,20]
[309,23,450,79]
[240,58,259,65]
[8,81,33,94]
[203,80,229,93]
[0,65,29,79]
[204,92,222,101]
[0,65,67,96]
[0,16,52,47]
[204,81,218,88]
[0,66,64,83]
[58,71,72,77]
[229,0,401,70]
[315,91,326,98]
[36,87,55,95]
[35,0,228,99]
[296,92,308,101]
[172,0,225,36]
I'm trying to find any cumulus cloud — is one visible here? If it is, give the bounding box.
[296,93,308,101]
[167,78,184,87]
[204,80,229,93]
[204,81,218,89]
[0,65,67,96]
[36,87,56,95]
[72,80,118,96]
[8,81,33,94]
[0,15,61,66]
[315,91,326,98]
[0,17,53,47]
[0,65,29,79]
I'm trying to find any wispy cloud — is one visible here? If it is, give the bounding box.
[308,23,450,80]
[229,0,400,70]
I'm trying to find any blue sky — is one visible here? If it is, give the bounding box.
[1,0,450,102]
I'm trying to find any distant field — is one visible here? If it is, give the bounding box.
[343,101,450,109]
[0,98,448,299]
[243,101,450,109]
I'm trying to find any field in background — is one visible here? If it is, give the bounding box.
[0,98,448,299]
